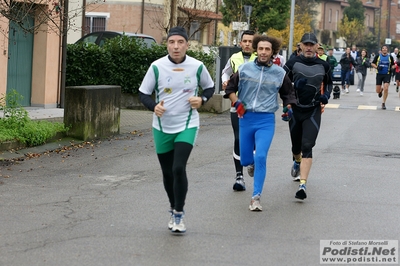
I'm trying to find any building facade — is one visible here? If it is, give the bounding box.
[1,0,398,108]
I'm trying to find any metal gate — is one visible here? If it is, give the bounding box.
[6,16,34,106]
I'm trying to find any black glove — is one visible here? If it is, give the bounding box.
[320,95,328,104]
[378,66,383,71]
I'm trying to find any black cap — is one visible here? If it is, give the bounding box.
[167,26,188,41]
[300,32,318,44]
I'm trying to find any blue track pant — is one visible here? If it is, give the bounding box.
[239,112,275,197]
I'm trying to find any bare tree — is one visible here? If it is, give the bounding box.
[0,0,103,38]
[147,0,218,40]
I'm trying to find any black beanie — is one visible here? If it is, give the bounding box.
[167,26,188,41]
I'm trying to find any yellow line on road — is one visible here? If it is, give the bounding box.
[325,104,340,109]
[358,105,377,110]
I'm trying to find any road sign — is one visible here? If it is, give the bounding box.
[385,38,392,45]
[232,22,248,31]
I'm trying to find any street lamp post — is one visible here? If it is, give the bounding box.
[387,0,390,38]
[243,5,252,30]
[288,0,295,58]
[387,0,396,39]
[378,0,382,49]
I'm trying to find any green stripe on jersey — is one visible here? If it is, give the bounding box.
[152,65,162,132]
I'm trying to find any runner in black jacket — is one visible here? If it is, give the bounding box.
[283,32,333,200]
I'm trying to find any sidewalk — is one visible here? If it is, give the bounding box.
[0,108,155,160]
[20,107,154,133]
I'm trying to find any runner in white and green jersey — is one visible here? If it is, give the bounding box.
[139,26,214,234]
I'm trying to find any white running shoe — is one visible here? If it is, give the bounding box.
[249,195,262,211]
[247,164,254,177]
[360,91,363,96]
[356,89,360,92]
[345,88,349,93]
[172,211,186,233]
[168,210,174,230]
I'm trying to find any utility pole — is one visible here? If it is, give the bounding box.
[377,0,382,49]
[60,0,69,108]
[288,0,295,58]
[387,0,391,39]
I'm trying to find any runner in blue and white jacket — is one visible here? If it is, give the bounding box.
[224,34,296,211]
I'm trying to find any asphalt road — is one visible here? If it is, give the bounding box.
[0,72,399,265]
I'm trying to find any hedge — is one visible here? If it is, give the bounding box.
[66,36,216,94]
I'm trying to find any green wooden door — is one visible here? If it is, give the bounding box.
[7,16,34,106]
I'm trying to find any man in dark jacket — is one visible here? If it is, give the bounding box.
[283,32,333,200]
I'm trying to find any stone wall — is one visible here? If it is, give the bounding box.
[64,85,121,141]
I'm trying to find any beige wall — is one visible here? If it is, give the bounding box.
[31,17,61,108]
[68,0,85,44]
[86,1,165,43]
[318,1,342,32]
[0,18,9,97]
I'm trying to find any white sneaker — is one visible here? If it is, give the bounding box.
[345,88,349,93]
[247,164,254,177]
[360,91,363,96]
[171,210,186,233]
[168,210,174,230]
[356,89,360,92]
[249,195,262,211]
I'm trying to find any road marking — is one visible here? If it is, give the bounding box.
[280,103,399,111]
[325,104,340,109]
[358,105,377,110]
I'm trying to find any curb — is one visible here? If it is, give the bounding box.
[0,132,67,158]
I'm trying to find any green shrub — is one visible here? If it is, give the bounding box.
[66,37,216,94]
[0,90,67,146]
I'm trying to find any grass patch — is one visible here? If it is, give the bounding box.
[0,90,68,147]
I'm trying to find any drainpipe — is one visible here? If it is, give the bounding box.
[57,15,62,107]
[82,0,86,36]
[141,0,144,33]
[60,0,69,108]
[214,0,218,43]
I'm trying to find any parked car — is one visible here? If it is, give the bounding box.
[331,51,354,85]
[75,31,156,48]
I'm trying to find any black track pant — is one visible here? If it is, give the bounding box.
[289,105,321,158]
[157,142,193,212]
[230,112,243,175]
